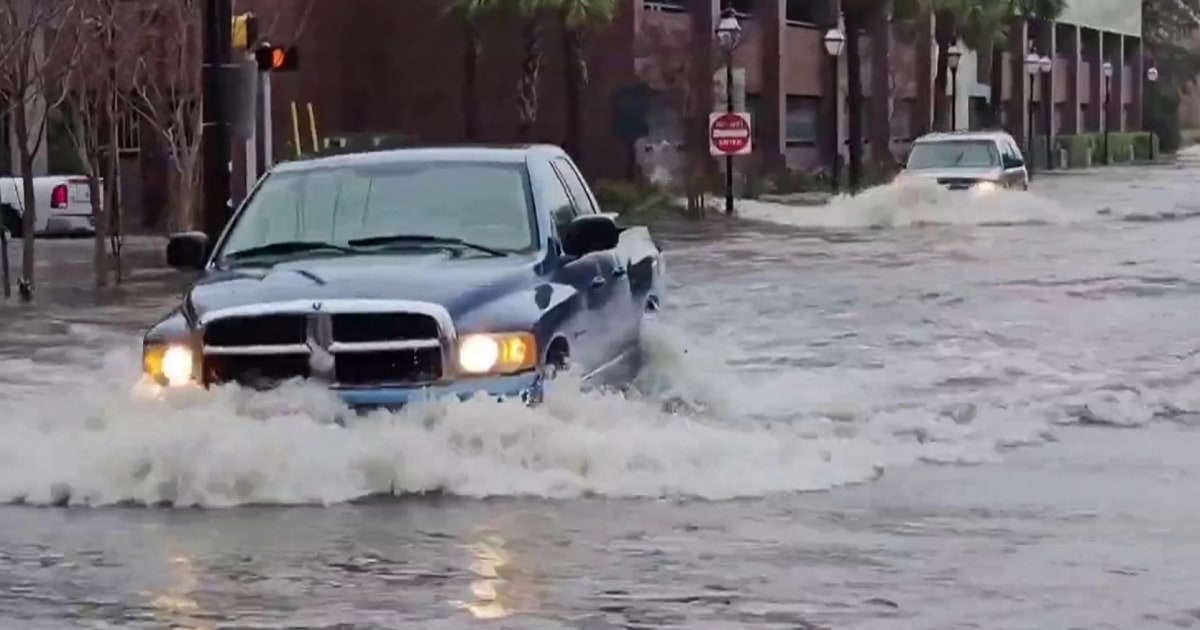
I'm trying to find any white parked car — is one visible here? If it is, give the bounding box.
[897,130,1029,192]
[0,175,99,238]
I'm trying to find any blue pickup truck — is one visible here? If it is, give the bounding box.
[141,144,664,409]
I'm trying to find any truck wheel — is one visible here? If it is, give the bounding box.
[544,340,570,380]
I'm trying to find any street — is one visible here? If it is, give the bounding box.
[2,154,1200,629]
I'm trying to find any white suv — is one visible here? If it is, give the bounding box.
[898,130,1030,192]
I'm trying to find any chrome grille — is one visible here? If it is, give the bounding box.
[199,299,455,389]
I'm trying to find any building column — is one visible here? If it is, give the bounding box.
[1006,19,1029,151]
[1128,36,1144,130]
[759,0,786,172]
[1085,29,1102,132]
[1105,33,1124,133]
[911,12,933,137]
[1062,24,1081,135]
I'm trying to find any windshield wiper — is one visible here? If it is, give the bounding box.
[347,234,510,257]
[223,240,356,260]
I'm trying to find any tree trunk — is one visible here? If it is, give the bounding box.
[105,147,120,282]
[90,167,106,288]
[845,17,864,190]
[868,5,893,167]
[931,11,954,131]
[14,106,35,301]
[988,47,1004,127]
[516,15,543,140]
[463,18,482,140]
[563,26,585,165]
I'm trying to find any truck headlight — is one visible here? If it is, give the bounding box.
[457,333,537,375]
[974,181,999,194]
[143,343,196,386]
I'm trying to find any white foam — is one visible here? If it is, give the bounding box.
[738,177,1074,229]
[0,319,1077,508]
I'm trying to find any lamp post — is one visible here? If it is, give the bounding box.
[1039,54,1053,169]
[947,44,962,130]
[823,27,845,193]
[715,7,741,216]
[1102,60,1113,165]
[1147,65,1158,161]
[1024,51,1040,176]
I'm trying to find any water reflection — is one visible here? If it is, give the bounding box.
[457,529,551,621]
[142,549,213,630]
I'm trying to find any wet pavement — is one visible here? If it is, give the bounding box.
[3,155,1200,628]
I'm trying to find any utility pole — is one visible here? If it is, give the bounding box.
[202,0,233,242]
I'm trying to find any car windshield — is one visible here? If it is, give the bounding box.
[906,140,1000,170]
[218,160,536,260]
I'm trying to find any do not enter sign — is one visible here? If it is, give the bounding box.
[709,112,752,156]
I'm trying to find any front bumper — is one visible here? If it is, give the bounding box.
[333,371,545,410]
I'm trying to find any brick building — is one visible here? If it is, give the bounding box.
[6,0,1152,230]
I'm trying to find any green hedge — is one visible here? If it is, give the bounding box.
[1045,132,1159,168]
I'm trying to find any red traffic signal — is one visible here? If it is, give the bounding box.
[255,45,298,72]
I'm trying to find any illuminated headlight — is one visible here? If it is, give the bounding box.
[974,181,999,194]
[142,343,196,387]
[457,333,537,375]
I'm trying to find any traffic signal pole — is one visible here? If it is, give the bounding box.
[201,0,233,242]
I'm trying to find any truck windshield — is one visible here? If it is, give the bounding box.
[219,160,537,259]
[906,140,1000,170]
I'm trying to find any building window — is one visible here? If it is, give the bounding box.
[892,98,913,139]
[643,0,685,13]
[785,95,818,145]
[785,0,818,24]
[116,107,140,153]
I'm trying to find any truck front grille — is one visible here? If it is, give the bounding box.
[200,302,449,389]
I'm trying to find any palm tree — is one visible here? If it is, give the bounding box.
[557,0,615,165]
[447,0,502,141]
[515,0,554,140]
[894,0,1067,130]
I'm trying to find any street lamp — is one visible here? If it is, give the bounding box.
[1147,65,1159,161]
[947,44,962,130]
[715,7,741,216]
[1024,51,1041,176]
[1102,60,1113,165]
[1039,54,1053,169]
[823,27,845,193]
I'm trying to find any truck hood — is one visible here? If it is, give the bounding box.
[185,252,541,322]
[899,167,1003,181]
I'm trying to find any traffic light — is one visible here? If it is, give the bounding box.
[232,12,258,52]
[255,44,299,72]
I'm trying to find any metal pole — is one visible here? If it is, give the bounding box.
[0,224,9,299]
[202,0,233,241]
[830,54,840,193]
[1043,72,1053,169]
[724,51,734,216]
[950,67,958,130]
[1103,77,1110,165]
[1027,74,1035,176]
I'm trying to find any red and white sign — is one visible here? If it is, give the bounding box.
[708,112,752,156]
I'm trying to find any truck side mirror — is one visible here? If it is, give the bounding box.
[166,231,210,270]
[561,214,620,257]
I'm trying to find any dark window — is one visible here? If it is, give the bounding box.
[785,0,819,23]
[551,157,597,214]
[785,95,819,144]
